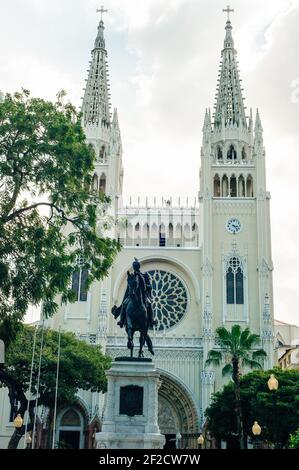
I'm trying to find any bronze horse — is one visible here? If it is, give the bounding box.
[118,271,154,358]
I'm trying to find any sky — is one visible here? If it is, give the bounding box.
[1,0,298,326]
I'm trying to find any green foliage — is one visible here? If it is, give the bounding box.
[1,324,111,407]
[205,369,299,448]
[289,428,299,449]
[0,90,120,332]
[205,326,267,449]
[206,325,267,376]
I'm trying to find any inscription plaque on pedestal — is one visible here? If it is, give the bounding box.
[120,385,144,417]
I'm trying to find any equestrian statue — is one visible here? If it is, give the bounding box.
[112,258,157,358]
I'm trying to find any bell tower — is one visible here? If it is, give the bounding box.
[50,11,123,342]
[200,9,274,415]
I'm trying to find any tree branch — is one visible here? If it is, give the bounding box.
[0,368,42,449]
[2,202,81,226]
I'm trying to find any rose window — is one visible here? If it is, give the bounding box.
[146,270,188,331]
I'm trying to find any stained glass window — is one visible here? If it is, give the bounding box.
[146,270,188,331]
[226,257,244,305]
[71,259,89,303]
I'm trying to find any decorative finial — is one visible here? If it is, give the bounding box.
[96,5,108,22]
[222,5,234,22]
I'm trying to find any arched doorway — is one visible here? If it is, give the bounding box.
[56,407,85,449]
[158,371,200,449]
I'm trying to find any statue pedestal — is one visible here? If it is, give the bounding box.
[96,358,165,449]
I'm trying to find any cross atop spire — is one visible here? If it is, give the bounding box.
[222,5,234,22]
[94,6,108,50]
[96,5,108,22]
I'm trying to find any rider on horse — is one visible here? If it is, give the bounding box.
[112,258,156,329]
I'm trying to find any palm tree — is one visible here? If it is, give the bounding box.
[205,325,267,449]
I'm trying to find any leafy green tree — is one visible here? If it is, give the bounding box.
[0,90,120,337]
[205,325,267,449]
[0,324,111,449]
[289,428,299,449]
[206,369,299,448]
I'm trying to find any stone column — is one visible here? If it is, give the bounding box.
[96,358,165,449]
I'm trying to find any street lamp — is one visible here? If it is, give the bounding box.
[268,374,279,391]
[252,421,261,436]
[252,421,262,449]
[197,434,204,449]
[13,414,23,429]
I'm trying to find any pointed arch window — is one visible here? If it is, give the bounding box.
[217,146,223,160]
[226,257,244,305]
[72,259,89,302]
[99,146,106,162]
[184,223,191,242]
[242,147,247,160]
[238,175,245,197]
[169,223,174,241]
[135,223,140,241]
[61,409,81,427]
[246,175,254,198]
[92,174,98,192]
[222,175,229,197]
[159,224,166,247]
[192,223,199,245]
[227,145,237,160]
[214,175,221,197]
[230,175,237,197]
[99,173,106,194]
[143,223,150,239]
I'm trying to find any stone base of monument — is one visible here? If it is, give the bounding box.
[96,358,165,449]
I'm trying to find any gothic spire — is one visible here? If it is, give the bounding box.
[254,108,264,149]
[111,107,122,155]
[112,107,119,127]
[203,108,212,132]
[82,11,111,127]
[255,108,263,133]
[94,18,106,49]
[213,10,247,130]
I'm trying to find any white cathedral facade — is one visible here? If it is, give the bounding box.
[0,12,275,449]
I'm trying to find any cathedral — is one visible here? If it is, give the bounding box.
[0,9,276,449]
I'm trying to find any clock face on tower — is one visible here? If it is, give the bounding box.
[226,218,242,234]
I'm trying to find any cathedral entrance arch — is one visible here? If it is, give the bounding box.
[158,370,200,449]
[56,407,85,449]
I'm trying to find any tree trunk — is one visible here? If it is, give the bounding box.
[232,357,245,450]
[0,368,36,449]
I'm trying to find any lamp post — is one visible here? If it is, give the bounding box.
[268,374,279,391]
[197,434,204,449]
[252,421,262,449]
[13,414,23,429]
